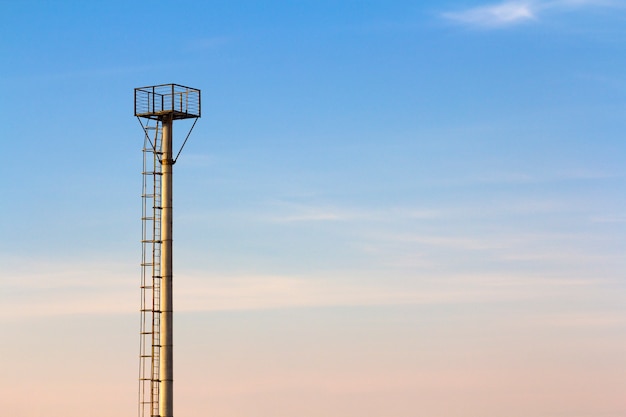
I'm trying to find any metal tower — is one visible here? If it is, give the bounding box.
[135,84,201,417]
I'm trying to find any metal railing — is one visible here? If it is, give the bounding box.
[135,84,201,119]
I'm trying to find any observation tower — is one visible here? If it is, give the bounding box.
[135,84,201,417]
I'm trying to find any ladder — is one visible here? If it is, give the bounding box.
[139,122,163,417]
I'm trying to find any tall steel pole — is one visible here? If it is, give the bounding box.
[136,84,200,417]
[159,115,174,417]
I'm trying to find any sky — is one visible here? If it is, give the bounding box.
[1,0,625,416]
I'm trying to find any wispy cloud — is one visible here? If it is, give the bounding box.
[271,210,346,223]
[538,311,626,327]
[443,1,536,27]
[1,256,609,318]
[174,271,609,313]
[442,0,619,28]
[0,260,137,318]
[0,268,466,317]
[265,201,369,223]
[590,214,626,223]
[262,200,444,224]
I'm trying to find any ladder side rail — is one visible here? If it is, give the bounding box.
[139,120,164,417]
[151,122,163,417]
[139,135,155,417]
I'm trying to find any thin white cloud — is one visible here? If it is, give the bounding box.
[591,215,626,223]
[443,0,620,28]
[1,257,607,318]
[265,201,370,223]
[263,200,443,224]
[443,1,537,27]
[0,269,458,318]
[549,0,616,7]
[538,311,626,327]
[272,211,345,222]
[174,271,608,313]
[0,260,137,318]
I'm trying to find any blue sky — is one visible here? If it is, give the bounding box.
[1,1,625,416]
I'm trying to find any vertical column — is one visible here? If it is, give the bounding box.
[159,115,174,417]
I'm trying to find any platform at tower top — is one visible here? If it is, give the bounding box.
[135,83,201,120]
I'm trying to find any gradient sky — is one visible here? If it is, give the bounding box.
[1,1,625,416]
